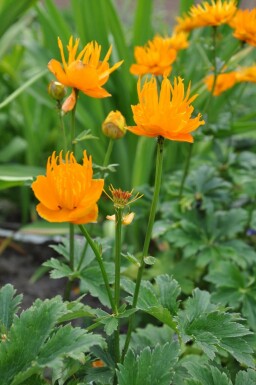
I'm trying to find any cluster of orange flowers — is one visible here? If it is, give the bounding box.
[175,0,256,48]
[33,0,256,225]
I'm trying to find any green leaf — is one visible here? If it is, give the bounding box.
[37,325,105,366]
[184,363,232,385]
[43,258,73,279]
[177,289,254,367]
[72,129,99,144]
[0,297,67,385]
[235,369,256,385]
[117,342,180,385]
[0,284,22,331]
[155,274,181,315]
[143,256,157,265]
[122,276,178,330]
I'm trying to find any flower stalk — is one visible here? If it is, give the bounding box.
[121,135,165,361]
[79,224,115,311]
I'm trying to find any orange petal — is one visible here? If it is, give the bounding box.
[31,176,59,210]
[48,59,69,86]
[62,89,77,113]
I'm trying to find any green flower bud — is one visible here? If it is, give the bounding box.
[48,81,67,101]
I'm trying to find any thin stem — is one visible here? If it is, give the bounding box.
[64,223,75,301]
[78,224,115,311]
[113,208,123,366]
[121,136,165,361]
[77,239,89,272]
[71,89,79,153]
[103,139,114,168]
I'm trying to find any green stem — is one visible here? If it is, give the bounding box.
[64,223,75,301]
[77,239,89,272]
[103,139,114,168]
[121,136,165,361]
[113,208,123,366]
[78,224,115,311]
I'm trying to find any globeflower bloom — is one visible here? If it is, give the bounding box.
[168,32,189,51]
[189,0,237,27]
[175,0,237,32]
[130,35,177,77]
[204,71,237,95]
[229,8,256,47]
[127,76,204,143]
[48,36,123,99]
[32,151,104,224]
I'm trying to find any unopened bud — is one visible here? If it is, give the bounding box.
[48,81,67,101]
[102,110,126,139]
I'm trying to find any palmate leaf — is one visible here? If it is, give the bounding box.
[184,363,232,385]
[177,289,254,368]
[0,284,22,331]
[122,275,179,330]
[117,342,180,385]
[235,369,256,385]
[0,293,105,385]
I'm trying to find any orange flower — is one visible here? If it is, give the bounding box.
[32,151,104,224]
[229,9,256,47]
[189,0,237,27]
[130,35,177,77]
[175,13,204,33]
[175,0,237,32]
[235,65,256,83]
[204,72,237,95]
[127,77,204,143]
[48,36,123,99]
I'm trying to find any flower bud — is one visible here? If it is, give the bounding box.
[48,81,67,101]
[102,110,126,139]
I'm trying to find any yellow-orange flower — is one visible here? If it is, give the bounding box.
[235,65,256,83]
[229,8,256,47]
[204,71,237,95]
[130,35,177,77]
[127,76,204,143]
[189,0,237,27]
[48,36,123,99]
[175,0,237,32]
[175,14,205,33]
[32,151,104,224]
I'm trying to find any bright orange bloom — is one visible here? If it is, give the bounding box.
[127,77,204,143]
[130,35,177,77]
[235,65,256,83]
[229,9,256,47]
[204,72,237,95]
[175,14,205,33]
[32,151,104,224]
[48,36,123,99]
[175,0,237,32]
[189,0,237,27]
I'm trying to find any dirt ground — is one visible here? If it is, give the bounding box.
[0,239,66,309]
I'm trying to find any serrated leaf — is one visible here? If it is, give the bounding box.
[37,325,105,366]
[72,129,99,144]
[155,275,181,315]
[43,258,73,279]
[143,256,156,265]
[184,363,232,385]
[117,342,179,385]
[235,369,256,385]
[0,297,67,385]
[177,289,254,366]
[0,284,22,331]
